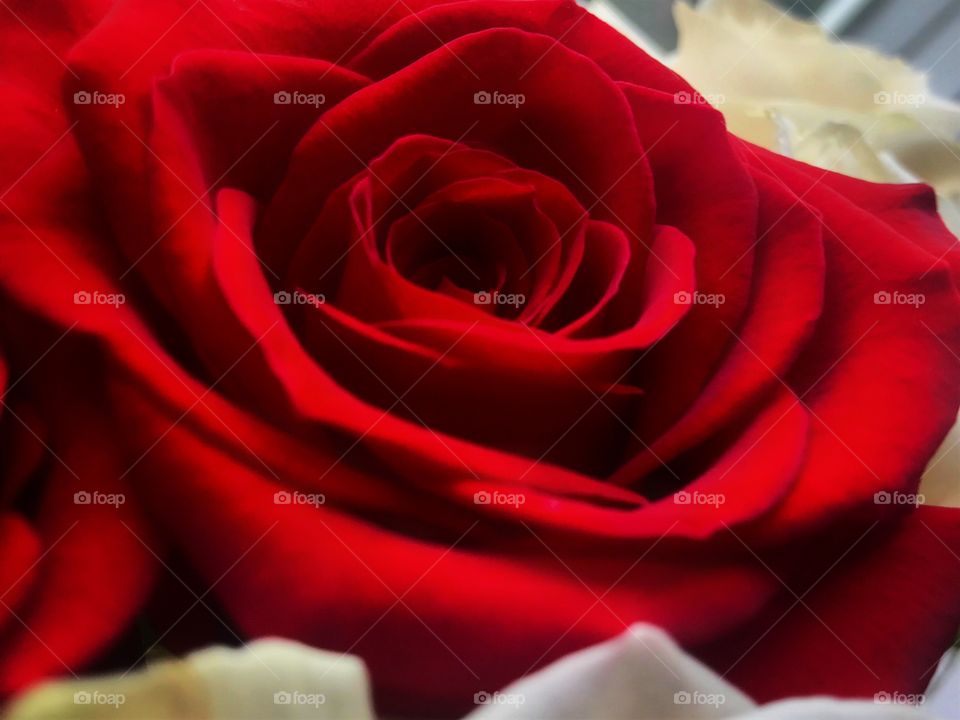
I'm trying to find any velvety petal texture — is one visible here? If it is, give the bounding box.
[1,0,959,718]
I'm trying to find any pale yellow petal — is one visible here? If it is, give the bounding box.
[3,640,374,720]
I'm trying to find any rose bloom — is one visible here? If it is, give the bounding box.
[1,0,959,717]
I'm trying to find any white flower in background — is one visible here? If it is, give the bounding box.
[670,0,960,509]
[2,639,374,719]
[922,414,960,509]
[671,0,960,237]
[5,626,955,719]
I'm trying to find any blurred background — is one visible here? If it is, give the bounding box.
[580,0,960,99]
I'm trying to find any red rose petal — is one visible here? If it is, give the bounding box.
[620,85,758,442]
[351,0,692,95]
[119,388,777,716]
[612,171,825,494]
[737,144,960,535]
[714,506,960,702]
[0,403,156,696]
[0,514,41,638]
[263,27,655,260]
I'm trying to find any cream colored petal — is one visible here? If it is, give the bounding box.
[3,639,374,720]
[695,0,822,36]
[704,99,785,152]
[927,650,960,719]
[777,116,900,183]
[673,0,927,113]
[2,629,953,719]
[874,126,960,199]
[672,0,960,231]
[1,662,209,720]
[921,415,960,508]
[462,624,934,719]
[463,624,755,719]
[738,699,932,719]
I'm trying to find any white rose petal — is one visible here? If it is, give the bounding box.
[3,639,374,720]
[464,624,934,720]
[671,0,960,238]
[5,625,956,719]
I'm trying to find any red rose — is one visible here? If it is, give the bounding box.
[2,0,960,716]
